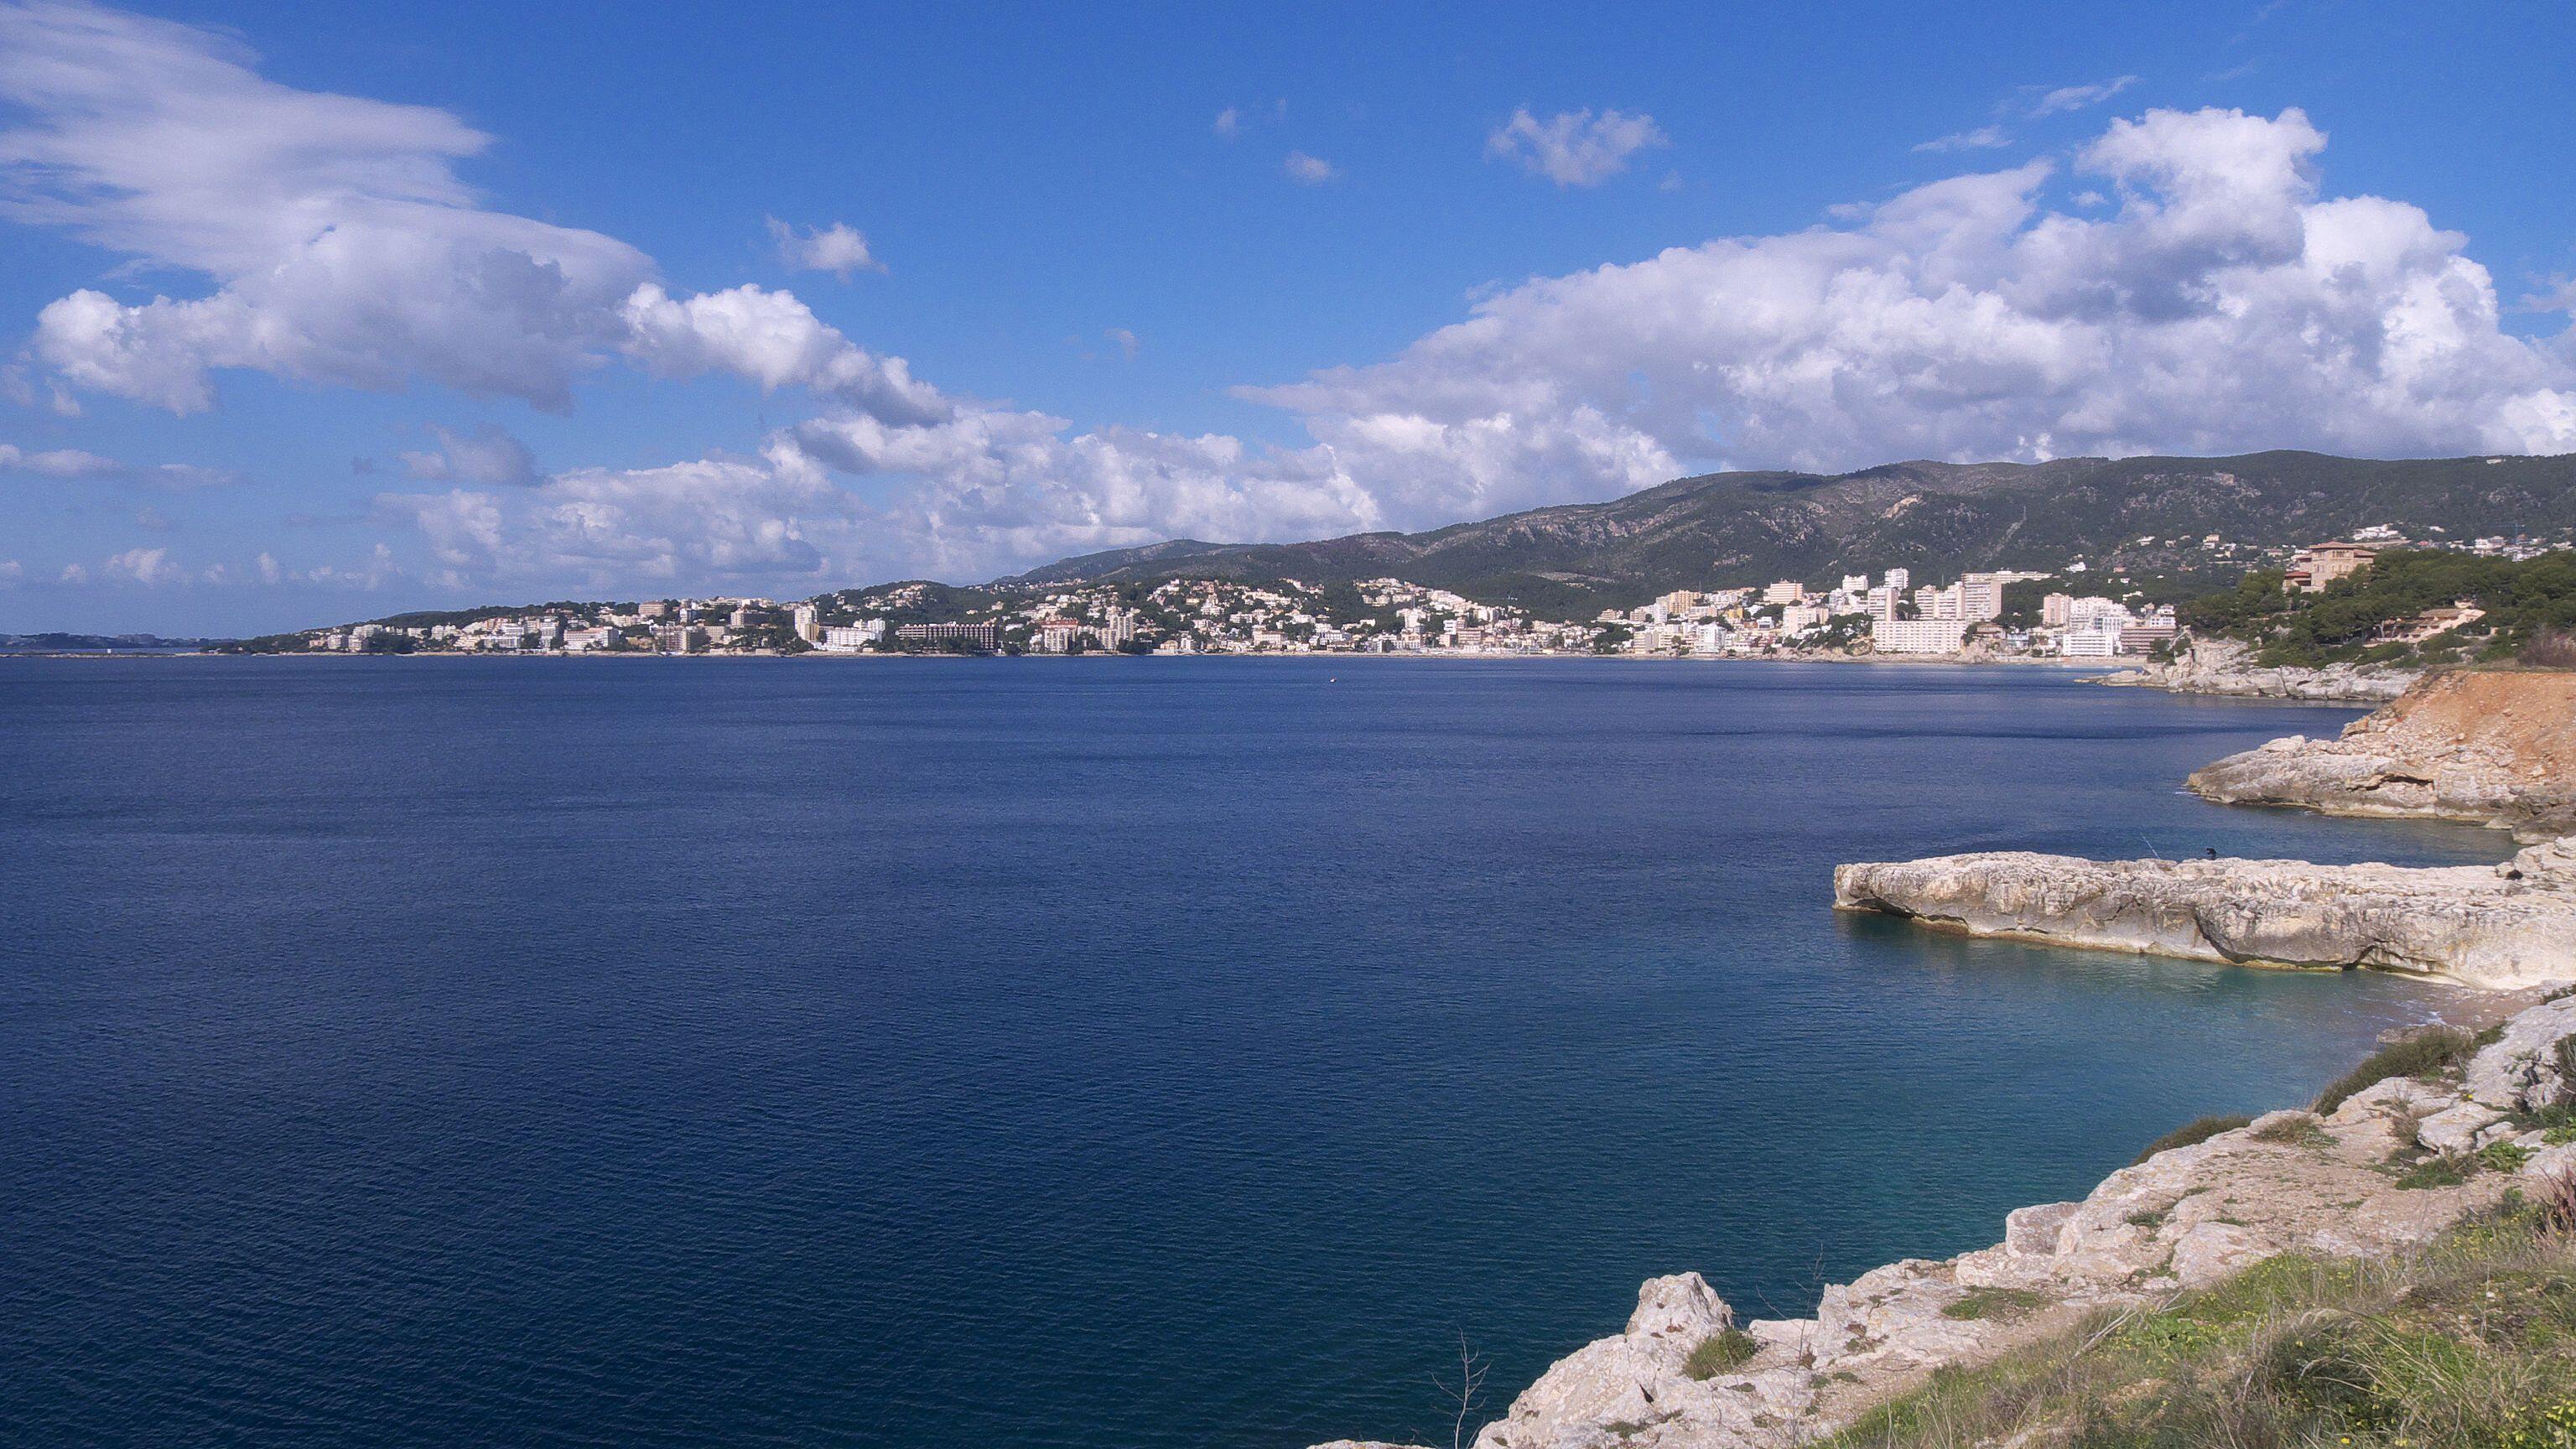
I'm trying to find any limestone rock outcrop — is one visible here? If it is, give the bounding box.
[2102,636,2418,703]
[2186,668,2576,841]
[1830,848,2576,989]
[1321,998,2576,1449]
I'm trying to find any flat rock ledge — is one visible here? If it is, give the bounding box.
[1311,998,2576,1449]
[1830,844,2576,990]
[2185,668,2576,842]
[2101,637,2417,704]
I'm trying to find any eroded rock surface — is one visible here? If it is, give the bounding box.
[1830,848,2576,989]
[2186,668,2576,841]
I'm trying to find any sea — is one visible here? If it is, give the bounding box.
[0,657,2516,1448]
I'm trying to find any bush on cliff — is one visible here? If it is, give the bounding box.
[2313,1027,2480,1114]
[1680,1329,1758,1379]
[1821,1192,2576,1449]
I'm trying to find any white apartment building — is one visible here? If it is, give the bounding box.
[1871,618,1968,654]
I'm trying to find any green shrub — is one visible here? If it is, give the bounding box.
[2132,1114,2252,1166]
[2397,1155,2475,1190]
[1940,1287,2048,1322]
[1682,1328,1758,1379]
[2313,1026,2480,1114]
[2488,1142,2538,1173]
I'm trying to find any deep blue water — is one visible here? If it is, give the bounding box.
[0,658,2515,1448]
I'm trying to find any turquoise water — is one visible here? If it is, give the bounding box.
[0,658,2511,1447]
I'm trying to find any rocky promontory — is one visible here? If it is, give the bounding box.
[1830,839,2576,989]
[2101,636,2418,703]
[2186,667,2576,841]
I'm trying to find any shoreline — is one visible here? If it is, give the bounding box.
[4,647,2127,672]
[1322,669,2576,1449]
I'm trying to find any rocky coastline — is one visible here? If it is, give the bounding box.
[1317,995,2576,1449]
[2187,667,2576,841]
[1314,669,2576,1449]
[2099,636,2418,703]
[1831,840,2576,990]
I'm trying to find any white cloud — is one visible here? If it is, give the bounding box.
[398,423,538,488]
[0,439,233,487]
[766,218,882,278]
[58,562,86,584]
[1283,150,1340,184]
[1104,327,1139,359]
[0,441,121,477]
[378,451,860,586]
[101,545,181,584]
[1,3,928,418]
[1213,106,1240,138]
[1914,125,2013,153]
[2029,75,2140,117]
[620,283,950,424]
[1234,106,2576,494]
[0,558,21,584]
[1486,106,1669,186]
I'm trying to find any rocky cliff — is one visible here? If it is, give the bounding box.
[2187,668,2576,840]
[1315,996,2576,1449]
[2100,636,2417,703]
[1829,839,2576,989]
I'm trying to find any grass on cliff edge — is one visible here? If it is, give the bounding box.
[2313,1026,2489,1115]
[1819,1192,2576,1449]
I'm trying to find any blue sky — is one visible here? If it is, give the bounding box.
[2,0,2572,634]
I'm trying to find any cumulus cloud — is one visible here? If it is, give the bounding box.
[619,283,950,424]
[101,544,181,584]
[398,423,539,488]
[0,558,22,584]
[1213,106,1240,138]
[0,3,934,419]
[1486,106,1669,186]
[1283,150,1339,184]
[1104,327,1139,359]
[767,218,881,278]
[1235,106,2574,492]
[1914,125,2012,153]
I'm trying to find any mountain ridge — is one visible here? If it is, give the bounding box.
[997,450,2576,615]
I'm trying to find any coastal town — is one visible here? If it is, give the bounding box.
[274,527,2563,663]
